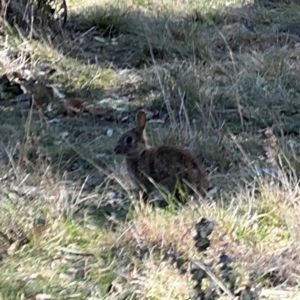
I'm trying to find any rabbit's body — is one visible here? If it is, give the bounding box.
[114,110,209,200]
[125,146,208,196]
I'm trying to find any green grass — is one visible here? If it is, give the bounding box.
[1,0,300,299]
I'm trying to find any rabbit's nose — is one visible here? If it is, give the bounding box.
[114,145,121,154]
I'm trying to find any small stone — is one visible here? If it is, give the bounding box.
[240,286,258,300]
[35,294,52,300]
[107,129,113,137]
[34,218,46,228]
[195,237,210,252]
[219,253,234,265]
[191,267,206,282]
[194,217,214,239]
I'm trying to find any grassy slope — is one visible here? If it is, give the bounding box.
[1,0,300,299]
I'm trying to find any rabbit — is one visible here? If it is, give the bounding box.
[114,110,209,202]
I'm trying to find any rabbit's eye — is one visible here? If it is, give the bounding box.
[125,136,133,144]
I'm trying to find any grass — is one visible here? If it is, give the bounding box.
[1,0,300,299]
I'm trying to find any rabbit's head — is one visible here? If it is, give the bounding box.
[114,110,148,158]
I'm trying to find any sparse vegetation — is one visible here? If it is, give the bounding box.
[1,0,300,299]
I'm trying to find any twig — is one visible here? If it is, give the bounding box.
[73,26,95,42]
[191,259,235,299]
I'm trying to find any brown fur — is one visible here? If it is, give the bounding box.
[114,110,209,200]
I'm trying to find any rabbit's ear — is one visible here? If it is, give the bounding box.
[136,110,147,131]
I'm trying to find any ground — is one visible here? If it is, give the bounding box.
[0,0,300,299]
